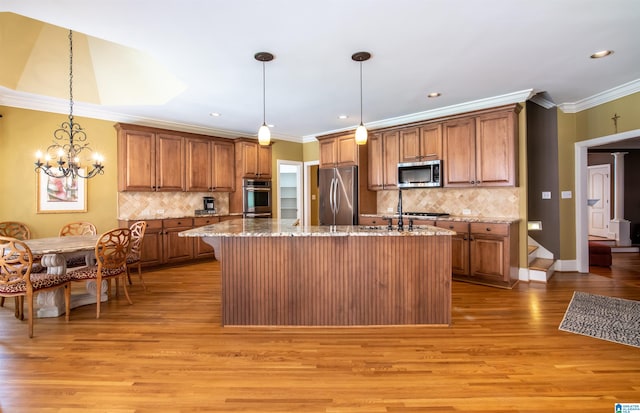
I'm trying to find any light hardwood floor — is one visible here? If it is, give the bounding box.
[1,254,639,412]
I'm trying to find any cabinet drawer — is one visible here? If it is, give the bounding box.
[359,215,387,226]
[144,219,163,231]
[411,219,435,226]
[194,216,220,226]
[470,222,509,236]
[435,220,469,233]
[163,218,194,229]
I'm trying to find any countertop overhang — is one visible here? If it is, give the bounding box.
[179,219,454,238]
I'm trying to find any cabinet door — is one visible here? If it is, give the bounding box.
[436,220,470,276]
[257,144,272,178]
[139,220,163,267]
[212,140,235,191]
[185,138,212,192]
[337,134,358,166]
[193,217,219,258]
[319,138,338,168]
[163,218,194,264]
[419,123,442,161]
[475,110,516,186]
[156,134,185,191]
[443,118,475,187]
[382,130,400,188]
[399,127,420,162]
[367,132,384,190]
[118,129,155,191]
[237,141,259,177]
[470,235,505,282]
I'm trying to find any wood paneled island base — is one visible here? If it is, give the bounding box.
[180,220,453,326]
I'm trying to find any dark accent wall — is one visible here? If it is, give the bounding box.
[526,101,561,256]
[589,149,640,243]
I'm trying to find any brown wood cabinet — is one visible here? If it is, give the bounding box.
[163,218,194,264]
[436,219,519,288]
[185,137,235,192]
[318,132,359,168]
[116,124,185,192]
[193,216,219,258]
[399,124,442,163]
[443,106,519,187]
[235,139,272,178]
[367,131,399,190]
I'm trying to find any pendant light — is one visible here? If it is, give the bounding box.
[255,52,274,146]
[352,51,371,145]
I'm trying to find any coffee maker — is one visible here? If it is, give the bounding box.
[203,196,215,211]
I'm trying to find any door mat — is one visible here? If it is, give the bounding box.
[559,291,640,348]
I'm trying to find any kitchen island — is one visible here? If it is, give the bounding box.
[180,219,454,326]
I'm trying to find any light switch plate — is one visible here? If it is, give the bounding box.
[462,209,471,215]
[561,191,572,199]
[542,191,551,199]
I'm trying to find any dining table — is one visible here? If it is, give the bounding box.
[24,235,107,318]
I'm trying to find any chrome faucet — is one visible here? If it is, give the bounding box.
[397,189,404,231]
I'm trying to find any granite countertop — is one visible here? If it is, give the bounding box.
[361,214,520,224]
[180,219,455,238]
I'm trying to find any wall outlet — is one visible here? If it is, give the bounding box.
[387,207,394,212]
[156,209,165,215]
[561,191,572,199]
[542,191,552,199]
[462,209,471,215]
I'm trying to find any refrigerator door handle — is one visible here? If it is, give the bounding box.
[334,177,340,213]
[329,178,335,214]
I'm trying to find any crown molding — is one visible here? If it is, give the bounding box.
[558,78,640,113]
[529,94,556,109]
[304,89,535,140]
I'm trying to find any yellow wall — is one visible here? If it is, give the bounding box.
[0,106,119,237]
[267,138,304,217]
[556,91,640,259]
[303,140,319,162]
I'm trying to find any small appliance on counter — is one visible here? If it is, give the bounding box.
[194,196,216,215]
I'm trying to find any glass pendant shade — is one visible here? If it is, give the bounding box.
[258,123,271,146]
[355,123,368,145]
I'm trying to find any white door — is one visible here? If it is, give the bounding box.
[277,161,303,221]
[587,164,610,238]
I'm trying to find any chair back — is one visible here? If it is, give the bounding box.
[0,236,34,290]
[0,222,32,240]
[95,228,131,271]
[128,221,147,259]
[59,222,97,237]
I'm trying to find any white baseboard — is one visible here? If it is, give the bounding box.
[554,259,578,272]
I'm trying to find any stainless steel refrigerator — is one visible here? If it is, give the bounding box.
[319,166,358,225]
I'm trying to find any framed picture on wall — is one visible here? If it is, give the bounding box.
[37,169,87,213]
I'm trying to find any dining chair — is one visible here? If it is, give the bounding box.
[0,236,71,338]
[126,221,148,290]
[0,221,36,308]
[68,228,132,318]
[59,221,98,267]
[59,221,97,237]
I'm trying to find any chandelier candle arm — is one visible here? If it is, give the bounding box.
[34,29,105,179]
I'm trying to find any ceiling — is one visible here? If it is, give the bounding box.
[1,0,639,142]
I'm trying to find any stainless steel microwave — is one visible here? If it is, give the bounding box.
[397,160,442,188]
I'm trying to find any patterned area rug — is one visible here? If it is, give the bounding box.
[559,291,640,348]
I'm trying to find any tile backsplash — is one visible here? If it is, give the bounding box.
[118,192,229,220]
[377,187,520,218]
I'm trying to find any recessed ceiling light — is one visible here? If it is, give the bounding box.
[590,50,613,59]
[427,92,441,98]
[267,124,275,128]
[209,112,221,117]
[338,115,348,119]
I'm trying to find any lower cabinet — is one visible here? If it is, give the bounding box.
[119,217,222,267]
[436,220,519,288]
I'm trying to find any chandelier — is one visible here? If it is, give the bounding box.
[34,30,104,179]
[352,51,371,145]
[255,52,274,146]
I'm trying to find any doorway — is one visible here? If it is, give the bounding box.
[277,161,303,220]
[303,161,320,226]
[587,164,611,238]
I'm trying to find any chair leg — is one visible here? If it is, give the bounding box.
[16,296,24,320]
[0,297,4,307]
[28,293,34,338]
[95,278,102,319]
[126,265,133,285]
[137,263,147,291]
[121,274,133,305]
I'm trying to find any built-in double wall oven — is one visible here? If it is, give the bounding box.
[242,178,272,218]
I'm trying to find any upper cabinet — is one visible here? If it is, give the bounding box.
[318,132,359,168]
[185,137,235,192]
[399,124,442,163]
[443,105,519,187]
[116,123,237,193]
[368,130,399,190]
[235,139,272,178]
[117,124,185,192]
